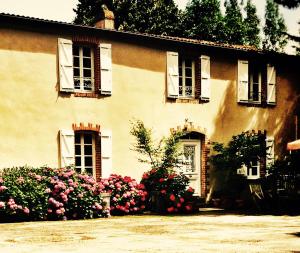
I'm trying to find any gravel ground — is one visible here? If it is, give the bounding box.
[0,212,300,253]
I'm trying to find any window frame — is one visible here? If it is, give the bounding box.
[248,62,262,104]
[75,131,96,176]
[178,56,195,99]
[73,45,95,93]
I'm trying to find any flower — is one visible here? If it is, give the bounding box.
[23,207,30,214]
[160,189,167,194]
[159,178,164,183]
[0,185,7,192]
[187,187,194,193]
[167,207,174,213]
[0,201,5,209]
[169,194,176,201]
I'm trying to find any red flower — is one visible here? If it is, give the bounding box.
[168,174,175,180]
[159,178,164,183]
[169,194,176,201]
[177,203,181,208]
[180,197,185,203]
[187,187,194,193]
[185,205,192,211]
[160,189,167,194]
[167,207,174,213]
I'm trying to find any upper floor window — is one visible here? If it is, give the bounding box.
[73,45,94,92]
[167,51,210,101]
[179,57,195,98]
[237,60,276,105]
[58,38,112,95]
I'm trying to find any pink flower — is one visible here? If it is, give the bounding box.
[23,207,30,214]
[159,178,164,183]
[56,209,62,215]
[185,205,192,211]
[169,194,176,202]
[177,203,182,208]
[167,207,174,213]
[45,188,51,194]
[0,178,3,184]
[180,197,185,203]
[0,201,5,208]
[160,189,167,194]
[0,185,7,192]
[47,209,53,213]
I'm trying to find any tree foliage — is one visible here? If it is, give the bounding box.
[73,0,182,36]
[274,0,300,8]
[182,0,225,42]
[209,132,266,173]
[130,120,184,169]
[223,0,246,45]
[244,0,261,47]
[263,0,288,52]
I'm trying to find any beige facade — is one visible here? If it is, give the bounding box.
[0,14,299,196]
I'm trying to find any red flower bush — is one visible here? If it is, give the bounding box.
[100,174,147,215]
[141,168,195,213]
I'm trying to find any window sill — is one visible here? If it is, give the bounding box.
[74,92,98,98]
[176,98,199,104]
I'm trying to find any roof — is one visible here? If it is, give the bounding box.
[0,12,294,57]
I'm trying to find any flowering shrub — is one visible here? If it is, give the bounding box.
[0,167,109,222]
[141,168,195,213]
[100,174,147,215]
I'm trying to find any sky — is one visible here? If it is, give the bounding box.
[0,0,299,53]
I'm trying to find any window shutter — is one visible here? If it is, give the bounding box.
[237,60,249,102]
[267,64,276,105]
[266,137,275,169]
[59,130,75,168]
[58,38,74,92]
[101,129,112,178]
[99,43,112,95]
[167,51,179,98]
[200,55,211,100]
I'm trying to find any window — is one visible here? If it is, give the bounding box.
[167,52,210,100]
[237,60,276,105]
[58,38,112,95]
[75,132,95,175]
[249,63,261,103]
[179,57,195,98]
[247,159,260,179]
[73,45,94,92]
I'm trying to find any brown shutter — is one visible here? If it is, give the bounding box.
[261,64,267,106]
[94,45,101,91]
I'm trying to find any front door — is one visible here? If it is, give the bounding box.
[178,140,201,196]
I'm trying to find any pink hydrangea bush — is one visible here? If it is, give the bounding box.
[141,168,195,213]
[100,174,147,215]
[0,167,109,222]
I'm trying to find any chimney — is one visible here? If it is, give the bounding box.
[94,5,115,30]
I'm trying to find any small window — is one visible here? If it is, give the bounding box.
[179,56,195,98]
[73,45,94,92]
[75,132,96,175]
[247,159,260,179]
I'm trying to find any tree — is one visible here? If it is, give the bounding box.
[223,0,246,45]
[263,0,288,52]
[274,0,300,8]
[182,0,225,42]
[73,0,182,36]
[244,0,261,48]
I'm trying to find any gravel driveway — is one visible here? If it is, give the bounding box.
[1,212,300,253]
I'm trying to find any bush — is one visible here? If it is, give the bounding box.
[141,168,195,213]
[0,167,109,222]
[100,174,147,215]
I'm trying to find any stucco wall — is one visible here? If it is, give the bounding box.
[0,28,299,181]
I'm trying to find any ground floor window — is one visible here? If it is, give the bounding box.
[75,132,96,175]
[247,159,260,179]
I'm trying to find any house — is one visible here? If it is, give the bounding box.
[0,10,299,198]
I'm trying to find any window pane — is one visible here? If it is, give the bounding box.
[73,46,79,56]
[185,68,192,77]
[82,47,91,57]
[85,157,93,167]
[83,58,91,68]
[252,167,258,176]
[185,59,192,68]
[83,69,91,78]
[179,84,183,96]
[83,79,92,90]
[84,145,92,155]
[73,57,80,67]
[75,167,82,174]
[179,66,182,77]
[75,133,80,144]
[75,156,81,167]
[75,145,81,155]
[73,68,80,77]
[74,78,80,89]
[84,134,92,144]
[185,78,192,86]
[85,167,93,175]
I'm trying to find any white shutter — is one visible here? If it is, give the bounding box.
[59,130,75,168]
[100,43,112,95]
[167,51,179,98]
[237,60,249,102]
[266,137,275,169]
[101,129,112,178]
[58,38,74,92]
[200,55,211,100]
[267,64,276,105]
